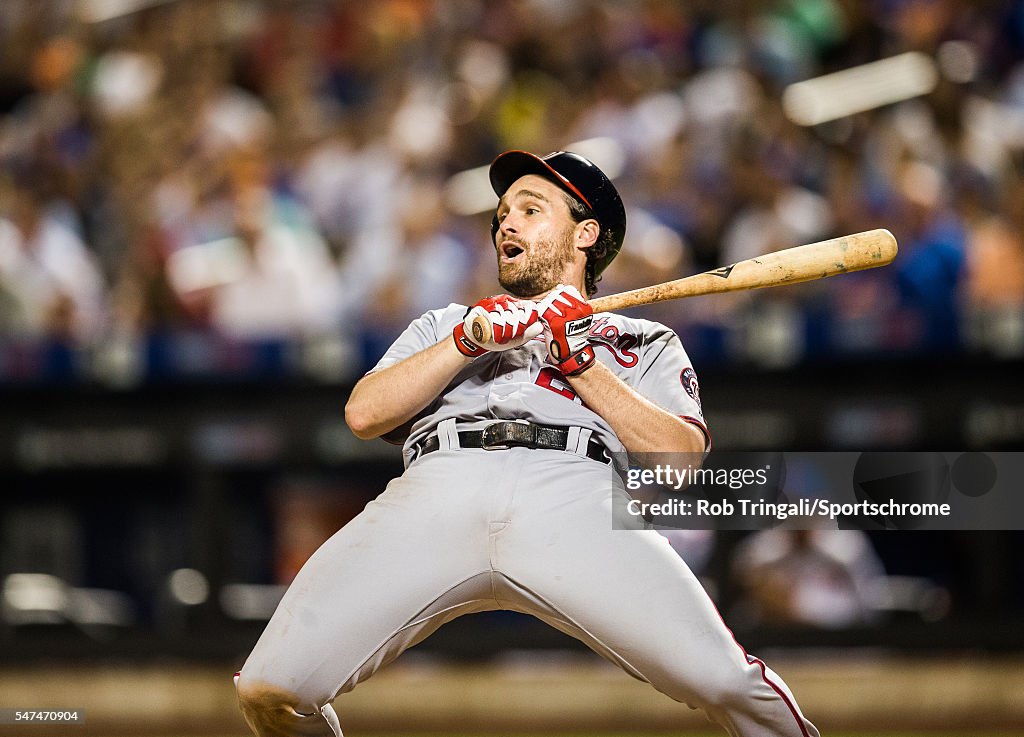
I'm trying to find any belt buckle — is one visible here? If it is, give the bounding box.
[481,421,534,450]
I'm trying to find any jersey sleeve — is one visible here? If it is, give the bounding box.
[634,326,711,450]
[367,304,462,374]
[364,304,464,445]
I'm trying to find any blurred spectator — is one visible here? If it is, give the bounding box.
[363,175,476,329]
[166,183,341,340]
[892,160,968,353]
[961,176,1024,357]
[731,527,888,629]
[0,170,106,342]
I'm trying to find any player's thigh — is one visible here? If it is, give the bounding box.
[499,458,748,702]
[240,454,492,703]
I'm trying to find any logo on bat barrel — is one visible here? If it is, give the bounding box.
[709,264,736,279]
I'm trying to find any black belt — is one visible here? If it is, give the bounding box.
[418,422,610,464]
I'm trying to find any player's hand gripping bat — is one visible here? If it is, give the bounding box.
[469,229,898,345]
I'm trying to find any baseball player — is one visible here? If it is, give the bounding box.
[234,151,820,737]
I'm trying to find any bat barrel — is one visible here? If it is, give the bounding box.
[590,229,897,314]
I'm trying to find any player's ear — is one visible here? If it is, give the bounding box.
[574,219,600,251]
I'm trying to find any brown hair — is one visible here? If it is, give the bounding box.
[562,193,615,297]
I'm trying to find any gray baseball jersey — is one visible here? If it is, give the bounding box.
[236,306,819,737]
[373,304,710,463]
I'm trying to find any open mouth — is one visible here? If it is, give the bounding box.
[500,241,526,262]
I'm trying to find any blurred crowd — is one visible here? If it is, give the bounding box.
[1,0,1023,368]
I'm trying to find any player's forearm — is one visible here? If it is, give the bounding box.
[567,361,706,455]
[345,337,472,440]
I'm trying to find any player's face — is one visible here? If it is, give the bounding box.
[494,175,585,299]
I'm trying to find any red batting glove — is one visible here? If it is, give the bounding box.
[453,295,542,357]
[537,284,596,375]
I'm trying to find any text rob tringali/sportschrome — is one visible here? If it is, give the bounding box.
[625,497,952,521]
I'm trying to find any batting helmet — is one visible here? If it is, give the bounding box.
[488,150,626,281]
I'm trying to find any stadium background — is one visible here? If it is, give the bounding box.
[1,0,1022,734]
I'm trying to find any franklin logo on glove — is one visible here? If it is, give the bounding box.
[566,317,593,335]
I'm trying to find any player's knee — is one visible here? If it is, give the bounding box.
[678,662,753,711]
[234,675,309,737]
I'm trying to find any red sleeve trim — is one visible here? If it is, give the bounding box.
[680,415,711,452]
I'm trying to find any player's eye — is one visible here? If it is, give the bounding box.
[525,207,539,215]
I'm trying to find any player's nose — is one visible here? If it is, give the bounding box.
[499,212,522,236]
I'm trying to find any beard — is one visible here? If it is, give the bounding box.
[497,227,578,298]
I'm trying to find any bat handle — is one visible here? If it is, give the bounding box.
[467,313,492,346]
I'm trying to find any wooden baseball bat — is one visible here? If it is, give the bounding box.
[469,228,897,345]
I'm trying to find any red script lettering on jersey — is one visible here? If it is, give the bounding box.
[588,317,639,367]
